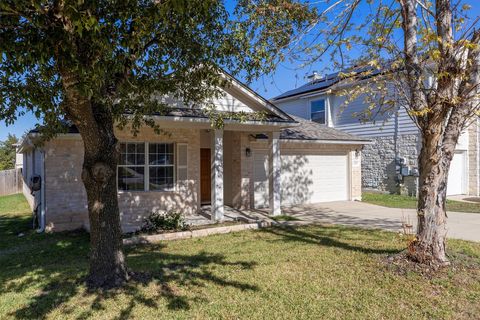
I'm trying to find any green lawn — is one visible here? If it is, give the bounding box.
[1,194,479,319]
[363,192,480,213]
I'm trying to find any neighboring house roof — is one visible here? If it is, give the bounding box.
[256,116,371,144]
[273,66,383,101]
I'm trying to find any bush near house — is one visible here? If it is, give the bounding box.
[0,194,479,319]
[363,192,480,213]
[140,211,189,234]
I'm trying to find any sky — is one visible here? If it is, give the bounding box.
[1,0,479,141]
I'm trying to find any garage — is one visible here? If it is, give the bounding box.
[253,149,349,208]
[447,151,467,196]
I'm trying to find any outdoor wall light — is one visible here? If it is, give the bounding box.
[245,148,251,157]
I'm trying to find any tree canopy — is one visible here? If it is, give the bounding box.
[0,0,314,136]
[0,134,18,170]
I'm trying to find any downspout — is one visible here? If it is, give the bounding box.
[37,149,46,233]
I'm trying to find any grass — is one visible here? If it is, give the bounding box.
[0,194,479,319]
[363,192,480,213]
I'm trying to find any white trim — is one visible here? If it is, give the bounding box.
[268,132,281,216]
[280,139,372,145]
[176,143,188,192]
[272,89,331,103]
[309,99,327,125]
[141,115,298,128]
[145,142,150,191]
[117,141,176,193]
[220,72,294,121]
[211,129,224,221]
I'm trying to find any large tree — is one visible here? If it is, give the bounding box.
[0,133,19,170]
[0,0,312,288]
[285,0,479,266]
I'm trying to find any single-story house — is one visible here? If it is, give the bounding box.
[18,74,370,233]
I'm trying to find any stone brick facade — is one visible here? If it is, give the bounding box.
[44,138,87,232]
[362,134,419,195]
[362,123,480,197]
[44,127,201,233]
[42,128,363,233]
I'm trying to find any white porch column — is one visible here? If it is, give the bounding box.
[269,131,281,216]
[211,129,224,221]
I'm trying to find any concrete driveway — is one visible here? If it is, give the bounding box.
[281,201,480,242]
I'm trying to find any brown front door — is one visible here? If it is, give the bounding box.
[200,148,211,204]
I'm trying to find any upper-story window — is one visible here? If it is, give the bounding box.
[310,99,326,124]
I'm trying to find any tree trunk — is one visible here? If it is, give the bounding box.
[80,109,129,288]
[408,129,453,267]
[59,69,128,288]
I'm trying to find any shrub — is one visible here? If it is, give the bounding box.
[141,211,189,233]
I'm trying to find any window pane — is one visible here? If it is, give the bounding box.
[311,100,326,124]
[117,166,145,191]
[136,143,145,154]
[149,143,174,165]
[311,100,325,113]
[149,143,157,155]
[126,153,136,165]
[127,143,136,154]
[149,166,174,190]
[121,142,145,165]
[311,111,326,124]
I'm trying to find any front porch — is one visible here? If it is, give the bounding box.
[187,205,274,227]
[200,129,282,222]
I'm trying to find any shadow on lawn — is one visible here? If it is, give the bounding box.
[0,215,258,320]
[263,225,402,255]
[1,214,400,319]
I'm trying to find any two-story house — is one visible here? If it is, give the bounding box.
[273,72,480,197]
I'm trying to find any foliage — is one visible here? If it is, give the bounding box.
[271,214,301,221]
[362,192,480,214]
[277,0,480,264]
[1,195,479,319]
[141,211,189,233]
[0,0,314,136]
[0,134,18,170]
[281,0,480,129]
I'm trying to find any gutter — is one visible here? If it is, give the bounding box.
[142,114,300,128]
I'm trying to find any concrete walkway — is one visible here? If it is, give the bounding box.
[281,201,480,242]
[448,195,480,203]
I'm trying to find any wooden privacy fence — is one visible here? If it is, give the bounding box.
[0,169,23,196]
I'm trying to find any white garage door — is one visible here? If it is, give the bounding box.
[447,151,467,196]
[253,150,349,208]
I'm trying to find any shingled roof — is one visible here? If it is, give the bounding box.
[279,116,370,142]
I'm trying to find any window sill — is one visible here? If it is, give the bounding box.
[117,189,177,194]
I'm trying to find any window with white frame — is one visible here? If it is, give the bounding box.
[148,143,175,190]
[310,99,326,124]
[117,142,175,191]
